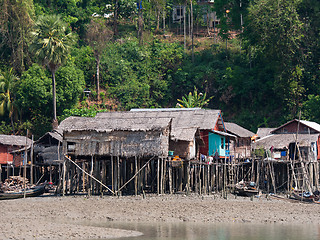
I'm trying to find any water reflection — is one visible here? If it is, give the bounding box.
[95,221,319,240]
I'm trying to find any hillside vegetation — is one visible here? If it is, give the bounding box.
[0,0,319,138]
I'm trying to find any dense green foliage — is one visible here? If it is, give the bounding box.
[0,0,318,139]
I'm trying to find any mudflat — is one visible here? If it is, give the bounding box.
[0,194,319,239]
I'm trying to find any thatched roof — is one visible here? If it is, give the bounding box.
[97,108,223,141]
[36,129,63,144]
[253,134,319,149]
[225,122,254,138]
[0,134,33,147]
[256,128,276,138]
[60,115,172,136]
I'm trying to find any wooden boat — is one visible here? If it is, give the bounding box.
[0,185,45,200]
[290,190,319,203]
[234,181,259,197]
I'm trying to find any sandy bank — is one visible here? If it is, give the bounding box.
[0,193,319,239]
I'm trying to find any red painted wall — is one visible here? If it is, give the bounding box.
[0,145,13,164]
[199,130,209,155]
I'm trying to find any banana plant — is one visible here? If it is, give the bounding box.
[176,87,213,108]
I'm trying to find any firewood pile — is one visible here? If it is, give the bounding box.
[0,176,31,192]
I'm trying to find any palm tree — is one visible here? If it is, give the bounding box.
[0,68,20,133]
[176,87,213,108]
[86,19,113,100]
[30,15,74,125]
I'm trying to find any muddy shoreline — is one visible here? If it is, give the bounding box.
[0,193,319,239]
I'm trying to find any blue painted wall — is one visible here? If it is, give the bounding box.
[208,132,226,157]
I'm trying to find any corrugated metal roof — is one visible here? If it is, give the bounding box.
[0,135,33,147]
[225,122,254,138]
[271,119,320,134]
[300,120,320,133]
[253,134,319,149]
[256,128,276,138]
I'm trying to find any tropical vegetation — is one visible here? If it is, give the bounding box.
[0,0,318,138]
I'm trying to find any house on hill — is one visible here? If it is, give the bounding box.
[253,119,320,162]
[224,122,254,159]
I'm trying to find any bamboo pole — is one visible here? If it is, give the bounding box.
[116,156,155,194]
[30,135,34,185]
[64,155,115,194]
[168,158,172,194]
[157,157,160,194]
[111,156,114,194]
[117,156,120,195]
[23,129,28,198]
[135,156,138,195]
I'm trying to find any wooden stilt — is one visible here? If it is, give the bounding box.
[157,157,160,194]
[186,160,190,194]
[168,158,172,194]
[117,156,120,195]
[111,156,114,194]
[135,156,138,195]
[63,157,66,196]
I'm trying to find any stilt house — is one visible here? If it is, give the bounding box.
[127,108,234,159]
[57,108,234,195]
[0,135,33,181]
[224,122,254,159]
[34,129,63,166]
[0,135,33,166]
[253,119,320,162]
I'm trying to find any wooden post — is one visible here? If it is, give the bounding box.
[163,158,167,194]
[90,156,94,195]
[111,156,114,194]
[315,162,319,190]
[194,164,198,193]
[30,135,34,185]
[157,157,160,194]
[135,156,138,195]
[63,157,66,196]
[23,129,28,198]
[199,163,202,195]
[168,158,172,194]
[117,156,120,195]
[186,160,190,194]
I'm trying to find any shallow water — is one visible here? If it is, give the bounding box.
[103,222,320,240]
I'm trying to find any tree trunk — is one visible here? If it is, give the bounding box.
[163,7,165,32]
[157,9,160,31]
[184,4,186,51]
[96,55,100,100]
[190,0,194,62]
[113,0,118,36]
[138,7,143,45]
[52,71,57,122]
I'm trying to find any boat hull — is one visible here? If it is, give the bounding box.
[0,185,45,200]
